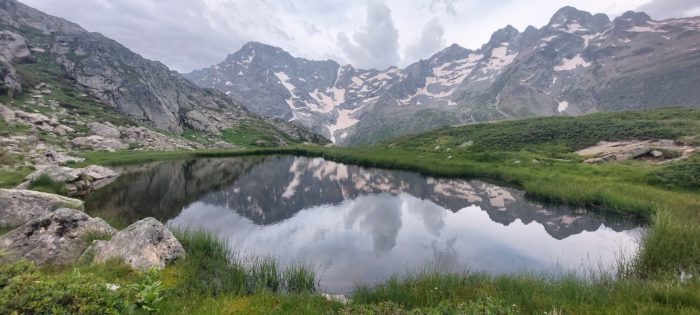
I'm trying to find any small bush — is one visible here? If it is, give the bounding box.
[28,173,69,195]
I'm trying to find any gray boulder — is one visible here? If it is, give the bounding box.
[92,217,185,270]
[88,121,121,139]
[0,188,83,227]
[71,135,128,152]
[0,208,115,266]
[16,164,119,197]
[211,141,235,149]
[35,149,85,166]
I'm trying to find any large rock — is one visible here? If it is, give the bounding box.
[71,135,128,151]
[0,208,115,266]
[16,165,119,197]
[35,149,85,166]
[0,103,15,121]
[0,30,30,63]
[0,188,83,227]
[88,121,121,139]
[92,217,185,270]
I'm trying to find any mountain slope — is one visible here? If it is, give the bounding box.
[185,7,700,145]
[0,0,325,146]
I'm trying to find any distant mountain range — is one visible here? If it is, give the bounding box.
[184,7,700,145]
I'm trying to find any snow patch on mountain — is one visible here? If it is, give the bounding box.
[327,109,359,143]
[484,47,518,72]
[554,54,591,71]
[558,101,569,112]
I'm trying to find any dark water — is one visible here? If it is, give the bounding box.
[86,156,643,293]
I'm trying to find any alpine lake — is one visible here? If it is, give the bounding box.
[85,156,644,294]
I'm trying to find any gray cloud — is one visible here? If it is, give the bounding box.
[21,0,698,73]
[429,0,460,16]
[405,18,446,62]
[336,1,400,69]
[637,0,700,19]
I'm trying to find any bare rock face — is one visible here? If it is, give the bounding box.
[16,165,119,197]
[0,208,115,266]
[0,30,29,63]
[0,188,83,227]
[0,30,29,97]
[92,217,185,270]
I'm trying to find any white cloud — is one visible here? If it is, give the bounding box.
[19,0,698,72]
[336,1,400,69]
[405,18,446,62]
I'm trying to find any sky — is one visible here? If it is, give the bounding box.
[20,0,700,72]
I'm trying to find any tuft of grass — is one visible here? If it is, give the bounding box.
[283,264,316,294]
[169,229,247,297]
[28,173,68,196]
[247,256,281,293]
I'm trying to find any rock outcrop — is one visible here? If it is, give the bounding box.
[16,165,119,197]
[70,135,129,152]
[91,217,185,270]
[577,140,696,164]
[0,30,29,97]
[0,188,83,227]
[0,208,115,265]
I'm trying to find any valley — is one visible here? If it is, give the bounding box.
[0,0,699,314]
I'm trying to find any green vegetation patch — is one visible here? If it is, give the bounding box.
[648,154,700,190]
[28,173,68,196]
[389,107,700,154]
[221,119,296,147]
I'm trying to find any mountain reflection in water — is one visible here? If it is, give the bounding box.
[86,156,643,293]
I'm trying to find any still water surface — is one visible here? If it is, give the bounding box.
[86,156,643,293]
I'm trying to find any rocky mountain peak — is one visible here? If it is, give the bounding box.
[549,6,594,25]
[613,11,652,26]
[546,6,613,34]
[429,43,472,65]
[488,25,520,44]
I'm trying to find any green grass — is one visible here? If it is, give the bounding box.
[348,268,700,314]
[28,173,68,196]
[157,230,324,314]
[648,154,700,190]
[221,119,296,147]
[0,167,31,188]
[0,226,14,236]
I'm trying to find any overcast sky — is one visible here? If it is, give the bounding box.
[21,0,700,72]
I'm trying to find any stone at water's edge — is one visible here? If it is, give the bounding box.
[0,188,84,227]
[15,164,119,197]
[92,217,185,270]
[0,208,115,266]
